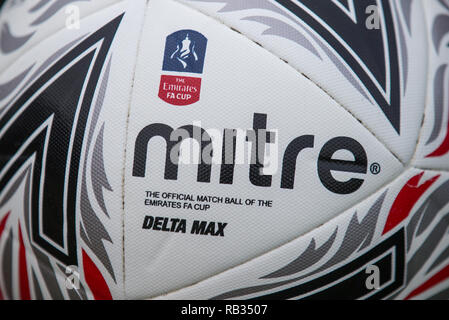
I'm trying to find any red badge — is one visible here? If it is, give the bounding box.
[158,75,202,106]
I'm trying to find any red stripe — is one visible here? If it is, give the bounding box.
[405,263,449,300]
[427,85,449,158]
[18,223,31,300]
[383,173,439,235]
[0,212,10,300]
[0,212,10,239]
[82,250,112,300]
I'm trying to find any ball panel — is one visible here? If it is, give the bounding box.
[123,0,403,299]
[177,0,428,164]
[0,0,146,299]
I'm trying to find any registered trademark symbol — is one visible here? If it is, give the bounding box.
[370,163,381,175]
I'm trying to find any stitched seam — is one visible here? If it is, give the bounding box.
[409,2,434,168]
[120,0,149,300]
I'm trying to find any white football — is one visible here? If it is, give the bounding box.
[0,0,449,300]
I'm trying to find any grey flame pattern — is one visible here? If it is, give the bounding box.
[30,0,53,13]
[0,34,86,118]
[407,179,449,251]
[404,179,449,286]
[0,168,30,300]
[80,59,116,281]
[0,0,92,111]
[30,0,90,26]
[200,0,286,15]
[212,191,386,299]
[406,211,449,283]
[185,0,322,60]
[0,0,91,111]
[400,0,413,32]
[394,0,410,93]
[261,227,338,279]
[242,15,321,59]
[0,0,89,55]
[428,240,449,274]
[184,0,412,101]
[0,162,91,300]
[92,123,113,218]
[212,175,449,300]
[264,191,385,280]
[432,13,449,50]
[0,166,59,299]
[440,0,449,11]
[1,231,13,299]
[0,33,114,298]
[426,65,448,145]
[0,23,35,54]
[426,3,449,148]
[0,65,34,102]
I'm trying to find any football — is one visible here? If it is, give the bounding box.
[0,0,448,300]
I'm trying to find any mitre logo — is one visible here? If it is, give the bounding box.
[159,29,208,106]
[132,113,370,195]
